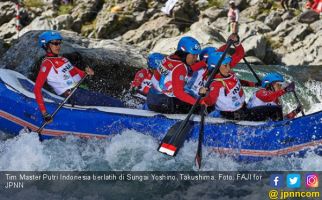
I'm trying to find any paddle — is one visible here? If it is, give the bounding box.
[36,74,88,141]
[158,40,233,157]
[292,90,305,116]
[195,105,206,169]
[232,41,261,84]
[241,57,261,83]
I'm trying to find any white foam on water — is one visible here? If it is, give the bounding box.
[0,132,49,171]
[0,129,321,171]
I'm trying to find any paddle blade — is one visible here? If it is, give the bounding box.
[157,120,193,157]
[158,143,177,156]
[195,154,202,169]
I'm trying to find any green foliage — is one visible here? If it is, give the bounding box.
[23,0,44,8]
[207,0,225,8]
[81,19,97,37]
[265,36,282,49]
[58,4,74,15]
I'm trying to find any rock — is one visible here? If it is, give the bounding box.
[0,30,146,96]
[71,0,103,24]
[298,10,320,24]
[281,10,295,21]
[122,16,180,45]
[0,2,16,26]
[281,30,322,65]
[16,16,56,38]
[195,0,209,9]
[94,1,153,39]
[264,11,282,30]
[283,24,311,46]
[200,8,226,22]
[0,18,17,40]
[243,35,267,60]
[54,14,73,30]
[153,18,226,55]
[310,19,322,33]
[0,39,7,57]
[170,0,199,30]
[239,4,262,19]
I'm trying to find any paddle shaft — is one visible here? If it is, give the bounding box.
[195,105,206,169]
[242,57,261,83]
[292,91,305,116]
[232,43,261,83]
[37,74,88,134]
[168,40,234,148]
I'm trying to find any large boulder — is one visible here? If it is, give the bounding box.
[93,1,153,39]
[0,1,16,26]
[264,11,282,30]
[170,0,200,30]
[298,10,320,24]
[243,35,267,60]
[122,15,180,45]
[310,19,322,33]
[71,0,104,32]
[283,24,311,46]
[0,30,146,96]
[281,31,322,65]
[153,18,226,55]
[0,18,17,40]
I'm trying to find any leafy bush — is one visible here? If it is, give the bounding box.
[58,4,74,15]
[23,0,44,8]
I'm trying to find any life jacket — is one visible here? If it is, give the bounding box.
[213,73,245,111]
[43,57,82,95]
[131,68,153,95]
[152,55,191,97]
[247,91,278,108]
[184,68,207,98]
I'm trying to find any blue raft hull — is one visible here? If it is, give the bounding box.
[0,69,321,161]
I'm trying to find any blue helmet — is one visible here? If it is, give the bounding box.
[147,53,165,69]
[177,36,201,55]
[38,31,63,49]
[261,72,285,88]
[206,52,232,71]
[199,47,217,61]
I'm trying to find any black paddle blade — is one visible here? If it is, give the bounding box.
[158,121,193,156]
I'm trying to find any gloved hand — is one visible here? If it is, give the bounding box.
[85,67,94,76]
[255,82,261,87]
[42,112,53,123]
[284,82,295,93]
[198,87,208,97]
[227,33,240,45]
[294,105,303,114]
[130,86,138,94]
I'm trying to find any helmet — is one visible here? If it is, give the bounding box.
[177,36,201,55]
[261,72,285,88]
[147,53,165,69]
[206,52,232,71]
[229,0,235,4]
[38,31,63,49]
[199,47,217,61]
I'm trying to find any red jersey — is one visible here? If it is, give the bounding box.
[34,54,85,113]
